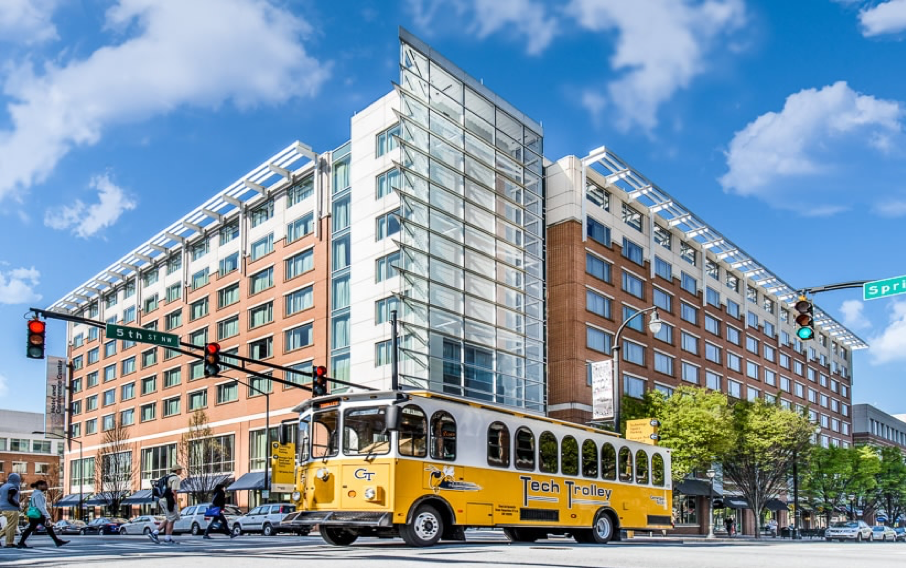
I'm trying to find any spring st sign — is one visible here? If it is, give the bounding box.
[863,275,906,301]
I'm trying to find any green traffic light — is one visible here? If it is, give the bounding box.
[797,327,814,340]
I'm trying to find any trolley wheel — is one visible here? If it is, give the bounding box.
[320,527,358,546]
[590,511,615,544]
[503,527,538,543]
[400,504,444,547]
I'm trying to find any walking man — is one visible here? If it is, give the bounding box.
[17,480,69,548]
[202,482,235,539]
[0,473,22,548]
[149,464,184,544]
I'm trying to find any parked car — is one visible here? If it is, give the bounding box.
[825,520,873,542]
[871,525,897,542]
[172,503,242,535]
[81,517,129,535]
[232,503,309,536]
[119,515,165,535]
[892,527,906,542]
[52,519,87,535]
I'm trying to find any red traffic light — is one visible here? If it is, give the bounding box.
[27,317,46,359]
[314,365,327,377]
[28,320,46,334]
[205,342,221,354]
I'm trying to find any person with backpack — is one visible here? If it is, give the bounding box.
[202,482,234,539]
[17,480,69,548]
[148,464,184,544]
[0,473,22,548]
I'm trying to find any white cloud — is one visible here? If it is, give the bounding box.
[872,199,906,217]
[840,299,870,329]
[859,0,906,37]
[567,0,746,131]
[44,173,136,238]
[580,89,607,124]
[0,0,59,45]
[0,0,330,201]
[0,265,41,305]
[719,81,904,210]
[405,0,557,55]
[868,300,906,364]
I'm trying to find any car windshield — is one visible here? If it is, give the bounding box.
[832,522,858,528]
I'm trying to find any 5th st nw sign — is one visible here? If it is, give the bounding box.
[863,275,906,301]
[106,323,179,347]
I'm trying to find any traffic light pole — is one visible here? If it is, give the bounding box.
[798,281,870,295]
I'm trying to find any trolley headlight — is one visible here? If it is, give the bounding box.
[364,487,376,501]
[291,491,301,502]
[316,468,330,481]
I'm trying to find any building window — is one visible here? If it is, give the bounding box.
[249,337,273,360]
[140,403,156,422]
[166,283,181,303]
[727,352,742,372]
[188,328,207,346]
[102,414,115,431]
[726,299,740,319]
[653,225,671,250]
[376,123,400,157]
[726,326,741,345]
[120,408,135,426]
[622,203,643,231]
[218,283,240,308]
[249,201,274,227]
[217,316,239,340]
[623,374,645,398]
[188,390,207,411]
[586,217,611,247]
[288,174,314,206]
[705,342,721,363]
[680,272,697,295]
[376,209,401,241]
[164,367,181,388]
[375,296,400,324]
[622,305,644,332]
[727,379,742,398]
[121,382,135,401]
[286,249,314,280]
[764,369,776,386]
[680,241,696,265]
[746,336,759,354]
[143,294,159,314]
[190,297,209,321]
[285,323,314,352]
[654,257,672,281]
[706,371,721,391]
[249,267,274,294]
[219,220,239,245]
[375,340,393,366]
[103,364,116,382]
[682,362,699,384]
[250,234,274,261]
[375,251,400,283]
[165,309,182,330]
[654,352,674,376]
[163,397,180,417]
[121,357,136,376]
[704,314,720,336]
[191,238,208,261]
[104,340,116,357]
[219,253,240,276]
[586,253,611,283]
[706,286,720,307]
[143,269,159,287]
[587,326,613,354]
[622,237,644,265]
[586,289,612,319]
[86,371,98,387]
[681,332,699,355]
[216,382,238,404]
[622,271,644,299]
[653,321,673,344]
[123,306,136,323]
[249,302,274,328]
[746,361,759,379]
[653,287,672,312]
[189,360,204,381]
[680,303,698,325]
[287,212,315,243]
[191,268,209,290]
[622,341,645,365]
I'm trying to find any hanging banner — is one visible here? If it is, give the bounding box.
[270,441,296,493]
[45,356,67,438]
[591,360,614,421]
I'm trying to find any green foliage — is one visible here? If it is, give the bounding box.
[801,444,880,523]
[867,445,906,523]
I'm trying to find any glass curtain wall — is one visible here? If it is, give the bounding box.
[331,142,352,388]
[394,36,546,412]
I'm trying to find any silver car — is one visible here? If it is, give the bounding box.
[232,503,308,536]
[172,503,242,535]
[119,515,165,535]
[825,520,873,542]
[871,525,897,542]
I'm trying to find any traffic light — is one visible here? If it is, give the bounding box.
[26,317,46,359]
[312,365,328,397]
[204,342,221,377]
[794,295,815,341]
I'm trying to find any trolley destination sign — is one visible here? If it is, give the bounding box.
[105,323,179,347]
[863,274,906,301]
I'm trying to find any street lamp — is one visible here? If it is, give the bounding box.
[224,377,271,503]
[706,468,716,539]
[610,306,663,432]
[34,431,83,520]
[791,424,822,540]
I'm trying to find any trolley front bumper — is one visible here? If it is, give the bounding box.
[281,511,394,528]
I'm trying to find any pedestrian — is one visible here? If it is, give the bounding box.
[149,464,184,545]
[730,518,736,536]
[17,480,69,548]
[202,482,235,539]
[1,473,22,548]
[724,517,733,536]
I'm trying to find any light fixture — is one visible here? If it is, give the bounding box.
[647,309,663,335]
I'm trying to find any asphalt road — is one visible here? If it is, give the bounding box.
[3,531,906,568]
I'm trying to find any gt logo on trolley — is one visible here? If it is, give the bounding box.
[354,468,376,481]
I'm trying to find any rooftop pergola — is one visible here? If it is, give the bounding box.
[582,146,867,351]
[48,141,317,315]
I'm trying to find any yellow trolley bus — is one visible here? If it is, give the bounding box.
[281,390,672,547]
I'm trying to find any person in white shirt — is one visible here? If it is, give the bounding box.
[149,464,184,544]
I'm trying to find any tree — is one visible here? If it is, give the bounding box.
[800,444,879,526]
[43,461,64,516]
[178,410,229,503]
[867,445,906,524]
[721,399,814,538]
[94,415,136,516]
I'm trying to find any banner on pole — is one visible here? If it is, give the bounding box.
[45,356,67,438]
[591,360,614,421]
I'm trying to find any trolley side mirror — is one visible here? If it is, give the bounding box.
[385,404,401,432]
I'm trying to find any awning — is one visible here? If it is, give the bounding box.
[53,494,90,508]
[122,490,157,505]
[765,498,788,511]
[227,472,269,492]
[85,495,108,506]
[725,497,750,509]
[675,479,721,497]
[177,475,232,493]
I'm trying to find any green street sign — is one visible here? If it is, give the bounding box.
[863,275,906,301]
[105,323,180,348]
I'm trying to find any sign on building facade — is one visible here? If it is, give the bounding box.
[45,356,67,438]
[591,360,614,421]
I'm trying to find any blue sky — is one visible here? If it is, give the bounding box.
[1,0,905,416]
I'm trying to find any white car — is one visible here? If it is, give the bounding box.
[871,525,897,542]
[825,520,873,542]
[119,515,165,535]
[232,503,309,536]
[172,503,242,535]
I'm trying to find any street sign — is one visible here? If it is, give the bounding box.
[105,323,180,347]
[591,360,614,421]
[864,274,906,301]
[270,441,296,493]
[626,418,660,446]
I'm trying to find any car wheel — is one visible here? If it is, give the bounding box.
[232,524,242,536]
[143,527,151,535]
[191,523,201,536]
[320,527,359,546]
[80,528,86,535]
[868,533,873,542]
[399,504,443,547]
[262,523,274,537]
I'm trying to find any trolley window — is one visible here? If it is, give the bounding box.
[561,435,579,476]
[343,407,390,456]
[601,442,616,480]
[514,427,535,471]
[430,411,456,461]
[652,453,665,486]
[487,421,510,468]
[582,439,598,478]
[311,409,339,458]
[636,449,649,484]
[298,416,310,462]
[539,431,558,474]
[618,446,633,483]
[399,404,427,457]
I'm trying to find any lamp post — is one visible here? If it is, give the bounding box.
[706,468,716,539]
[791,424,821,539]
[610,306,663,432]
[849,494,856,520]
[34,431,82,520]
[226,377,271,504]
